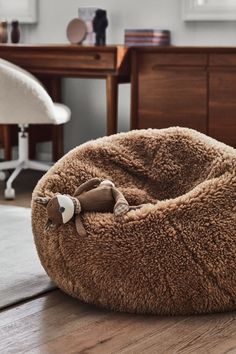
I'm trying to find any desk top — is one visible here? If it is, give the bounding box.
[3,44,236,77]
[128,45,236,53]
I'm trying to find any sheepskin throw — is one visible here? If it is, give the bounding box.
[32,127,236,315]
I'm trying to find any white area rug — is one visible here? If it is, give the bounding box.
[0,205,55,309]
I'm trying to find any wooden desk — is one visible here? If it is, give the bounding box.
[0,44,130,160]
[131,46,236,148]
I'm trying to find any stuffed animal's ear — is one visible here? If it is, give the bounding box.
[44,219,52,232]
[75,215,87,237]
[34,197,50,206]
[44,219,58,232]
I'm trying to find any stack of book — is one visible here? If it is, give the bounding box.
[124,29,171,47]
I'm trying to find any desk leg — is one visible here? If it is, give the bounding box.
[45,77,63,162]
[106,75,118,135]
[2,125,11,160]
[52,125,63,161]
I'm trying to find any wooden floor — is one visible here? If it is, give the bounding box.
[0,171,236,354]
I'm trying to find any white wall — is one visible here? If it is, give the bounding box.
[23,0,236,153]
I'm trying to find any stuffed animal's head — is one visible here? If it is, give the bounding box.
[35,194,76,231]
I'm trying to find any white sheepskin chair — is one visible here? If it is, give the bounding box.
[0,59,71,199]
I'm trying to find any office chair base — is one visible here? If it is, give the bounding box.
[0,128,50,199]
[0,170,8,181]
[4,188,15,200]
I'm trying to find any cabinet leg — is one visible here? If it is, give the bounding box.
[106,75,118,135]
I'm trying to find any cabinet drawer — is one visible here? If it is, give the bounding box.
[138,53,207,71]
[137,66,207,132]
[209,70,236,147]
[210,54,236,66]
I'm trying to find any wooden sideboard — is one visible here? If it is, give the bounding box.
[131,47,236,148]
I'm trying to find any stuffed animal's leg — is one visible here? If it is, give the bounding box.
[129,204,146,210]
[73,178,101,197]
[112,188,129,216]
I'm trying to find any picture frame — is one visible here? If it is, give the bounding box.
[0,0,38,24]
[182,0,236,21]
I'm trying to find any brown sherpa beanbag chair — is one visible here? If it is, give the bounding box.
[32,127,236,315]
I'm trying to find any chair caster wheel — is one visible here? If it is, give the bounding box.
[0,171,7,181]
[4,188,15,200]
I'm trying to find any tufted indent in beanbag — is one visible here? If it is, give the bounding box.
[32,127,236,315]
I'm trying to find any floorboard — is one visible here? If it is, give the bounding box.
[0,170,43,207]
[0,290,235,354]
[0,170,235,354]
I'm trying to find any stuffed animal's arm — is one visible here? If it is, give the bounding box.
[75,214,87,237]
[112,187,128,204]
[73,178,101,197]
[112,187,129,216]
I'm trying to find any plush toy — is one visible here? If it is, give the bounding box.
[35,178,134,236]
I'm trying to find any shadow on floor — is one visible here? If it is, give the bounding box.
[0,170,45,207]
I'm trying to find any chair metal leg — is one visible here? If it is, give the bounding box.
[0,160,19,170]
[0,126,51,199]
[27,160,50,172]
[4,162,24,199]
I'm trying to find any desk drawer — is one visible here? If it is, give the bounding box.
[65,51,116,70]
[210,54,236,66]
[3,51,116,71]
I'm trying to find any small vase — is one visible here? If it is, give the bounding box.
[11,20,20,43]
[0,21,8,43]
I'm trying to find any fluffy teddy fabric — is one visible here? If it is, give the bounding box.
[0,59,70,125]
[32,127,236,315]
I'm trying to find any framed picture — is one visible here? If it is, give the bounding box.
[182,0,236,21]
[0,0,37,24]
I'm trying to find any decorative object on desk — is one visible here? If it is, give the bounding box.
[66,18,87,44]
[124,29,171,46]
[0,0,37,24]
[11,20,20,43]
[78,7,98,44]
[92,9,108,46]
[182,0,236,21]
[0,20,8,43]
